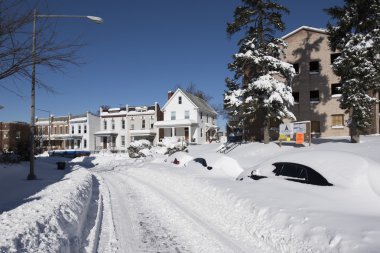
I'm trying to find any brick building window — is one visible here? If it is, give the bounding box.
[122,118,125,129]
[142,119,146,129]
[330,53,341,64]
[104,120,107,130]
[310,90,320,102]
[78,125,81,134]
[292,63,300,74]
[309,61,320,73]
[84,125,87,133]
[331,83,342,95]
[332,114,344,127]
[292,92,299,103]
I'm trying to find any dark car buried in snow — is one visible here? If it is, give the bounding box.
[238,162,332,186]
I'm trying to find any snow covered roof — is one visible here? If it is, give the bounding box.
[162,89,217,116]
[282,26,327,40]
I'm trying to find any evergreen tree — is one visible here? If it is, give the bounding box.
[224,0,295,143]
[326,0,380,143]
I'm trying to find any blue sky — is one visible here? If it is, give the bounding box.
[0,0,343,129]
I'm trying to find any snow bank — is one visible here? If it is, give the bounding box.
[0,167,94,253]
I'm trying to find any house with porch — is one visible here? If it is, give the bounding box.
[94,103,162,151]
[155,89,218,144]
[35,112,100,152]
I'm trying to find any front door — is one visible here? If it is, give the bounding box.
[185,127,189,141]
[103,137,107,149]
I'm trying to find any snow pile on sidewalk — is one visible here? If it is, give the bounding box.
[0,167,94,252]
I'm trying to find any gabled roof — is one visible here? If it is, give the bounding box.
[282,26,327,40]
[162,88,217,115]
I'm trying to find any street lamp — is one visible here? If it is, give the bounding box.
[28,10,103,180]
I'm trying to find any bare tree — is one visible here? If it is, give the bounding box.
[0,0,83,93]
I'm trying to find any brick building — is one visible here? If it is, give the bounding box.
[282,26,379,137]
[0,122,30,155]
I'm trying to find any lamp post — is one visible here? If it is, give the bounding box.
[36,108,52,151]
[28,10,103,180]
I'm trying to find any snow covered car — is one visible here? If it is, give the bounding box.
[192,158,213,170]
[239,162,333,186]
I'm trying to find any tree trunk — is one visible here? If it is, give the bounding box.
[350,118,360,143]
[263,118,270,144]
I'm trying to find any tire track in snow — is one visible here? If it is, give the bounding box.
[101,171,189,253]
[122,172,260,253]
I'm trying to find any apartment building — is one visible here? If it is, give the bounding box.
[281,26,375,137]
[94,103,162,151]
[0,122,29,154]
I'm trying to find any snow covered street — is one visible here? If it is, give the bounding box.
[1,136,380,252]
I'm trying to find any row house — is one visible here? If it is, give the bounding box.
[0,122,29,154]
[155,89,218,144]
[94,103,163,151]
[281,26,379,137]
[35,112,100,151]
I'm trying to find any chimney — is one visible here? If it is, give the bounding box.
[167,90,174,100]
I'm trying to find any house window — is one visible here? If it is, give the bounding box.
[171,111,176,120]
[292,63,300,74]
[121,136,125,146]
[142,119,146,129]
[60,126,63,134]
[111,119,115,130]
[331,83,342,95]
[185,110,190,119]
[292,92,299,103]
[84,139,87,148]
[309,61,320,73]
[311,121,321,133]
[130,124,135,130]
[122,118,125,129]
[54,126,57,134]
[78,125,81,134]
[151,123,154,129]
[103,120,107,130]
[332,114,344,127]
[71,126,74,134]
[84,125,87,134]
[3,132,8,139]
[178,96,182,104]
[310,90,320,102]
[65,126,68,134]
[330,53,341,64]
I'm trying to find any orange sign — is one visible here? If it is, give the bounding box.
[296,133,304,144]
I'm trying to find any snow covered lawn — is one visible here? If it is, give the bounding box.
[1,135,380,252]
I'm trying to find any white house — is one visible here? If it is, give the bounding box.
[155,89,218,144]
[68,112,100,151]
[94,103,162,151]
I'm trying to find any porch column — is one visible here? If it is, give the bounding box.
[171,127,175,137]
[188,126,191,142]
